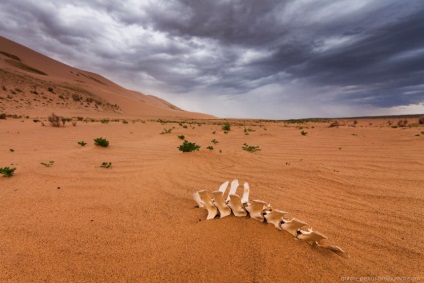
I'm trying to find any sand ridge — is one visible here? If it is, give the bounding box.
[1,117,423,282]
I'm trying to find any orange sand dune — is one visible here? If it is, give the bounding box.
[1,117,423,282]
[0,36,212,119]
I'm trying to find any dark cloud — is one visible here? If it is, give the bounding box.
[0,0,423,118]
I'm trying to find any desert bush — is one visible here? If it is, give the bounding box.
[0,167,16,177]
[397,119,408,127]
[9,149,14,152]
[94,137,109,147]
[211,139,219,144]
[418,117,424,125]
[329,121,339,128]
[122,120,128,124]
[72,94,81,101]
[40,161,54,167]
[0,113,6,119]
[78,141,87,146]
[100,119,109,124]
[242,143,261,153]
[72,121,77,126]
[206,146,214,150]
[301,130,308,136]
[244,128,255,135]
[160,128,173,134]
[222,122,231,131]
[100,162,112,168]
[48,113,61,127]
[177,135,185,140]
[33,119,40,123]
[178,140,200,152]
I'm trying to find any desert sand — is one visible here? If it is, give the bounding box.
[1,36,424,282]
[1,117,423,282]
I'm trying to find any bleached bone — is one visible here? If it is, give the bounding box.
[245,200,267,222]
[297,228,345,253]
[225,179,239,202]
[212,191,232,218]
[321,245,345,253]
[264,209,288,230]
[297,228,327,245]
[280,218,308,237]
[198,190,218,220]
[218,181,229,193]
[227,194,247,217]
[193,191,204,208]
[192,180,344,254]
[241,182,250,205]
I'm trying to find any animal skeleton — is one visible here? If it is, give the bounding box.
[194,180,344,254]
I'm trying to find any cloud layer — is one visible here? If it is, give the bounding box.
[1,0,424,118]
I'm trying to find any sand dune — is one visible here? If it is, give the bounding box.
[1,117,423,282]
[0,36,212,119]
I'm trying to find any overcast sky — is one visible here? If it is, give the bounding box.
[1,0,424,118]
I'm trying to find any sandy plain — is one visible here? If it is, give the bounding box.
[1,116,423,282]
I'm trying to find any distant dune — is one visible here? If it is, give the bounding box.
[0,36,213,119]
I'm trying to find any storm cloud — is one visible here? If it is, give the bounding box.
[1,0,423,118]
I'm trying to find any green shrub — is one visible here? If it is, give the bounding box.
[33,119,40,123]
[206,146,214,150]
[301,130,308,136]
[211,139,219,144]
[78,141,87,146]
[100,162,112,168]
[94,137,109,147]
[0,113,6,119]
[178,140,200,152]
[242,143,261,153]
[122,120,128,124]
[0,166,16,177]
[41,161,54,167]
[178,135,185,140]
[244,128,255,135]
[222,122,231,131]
